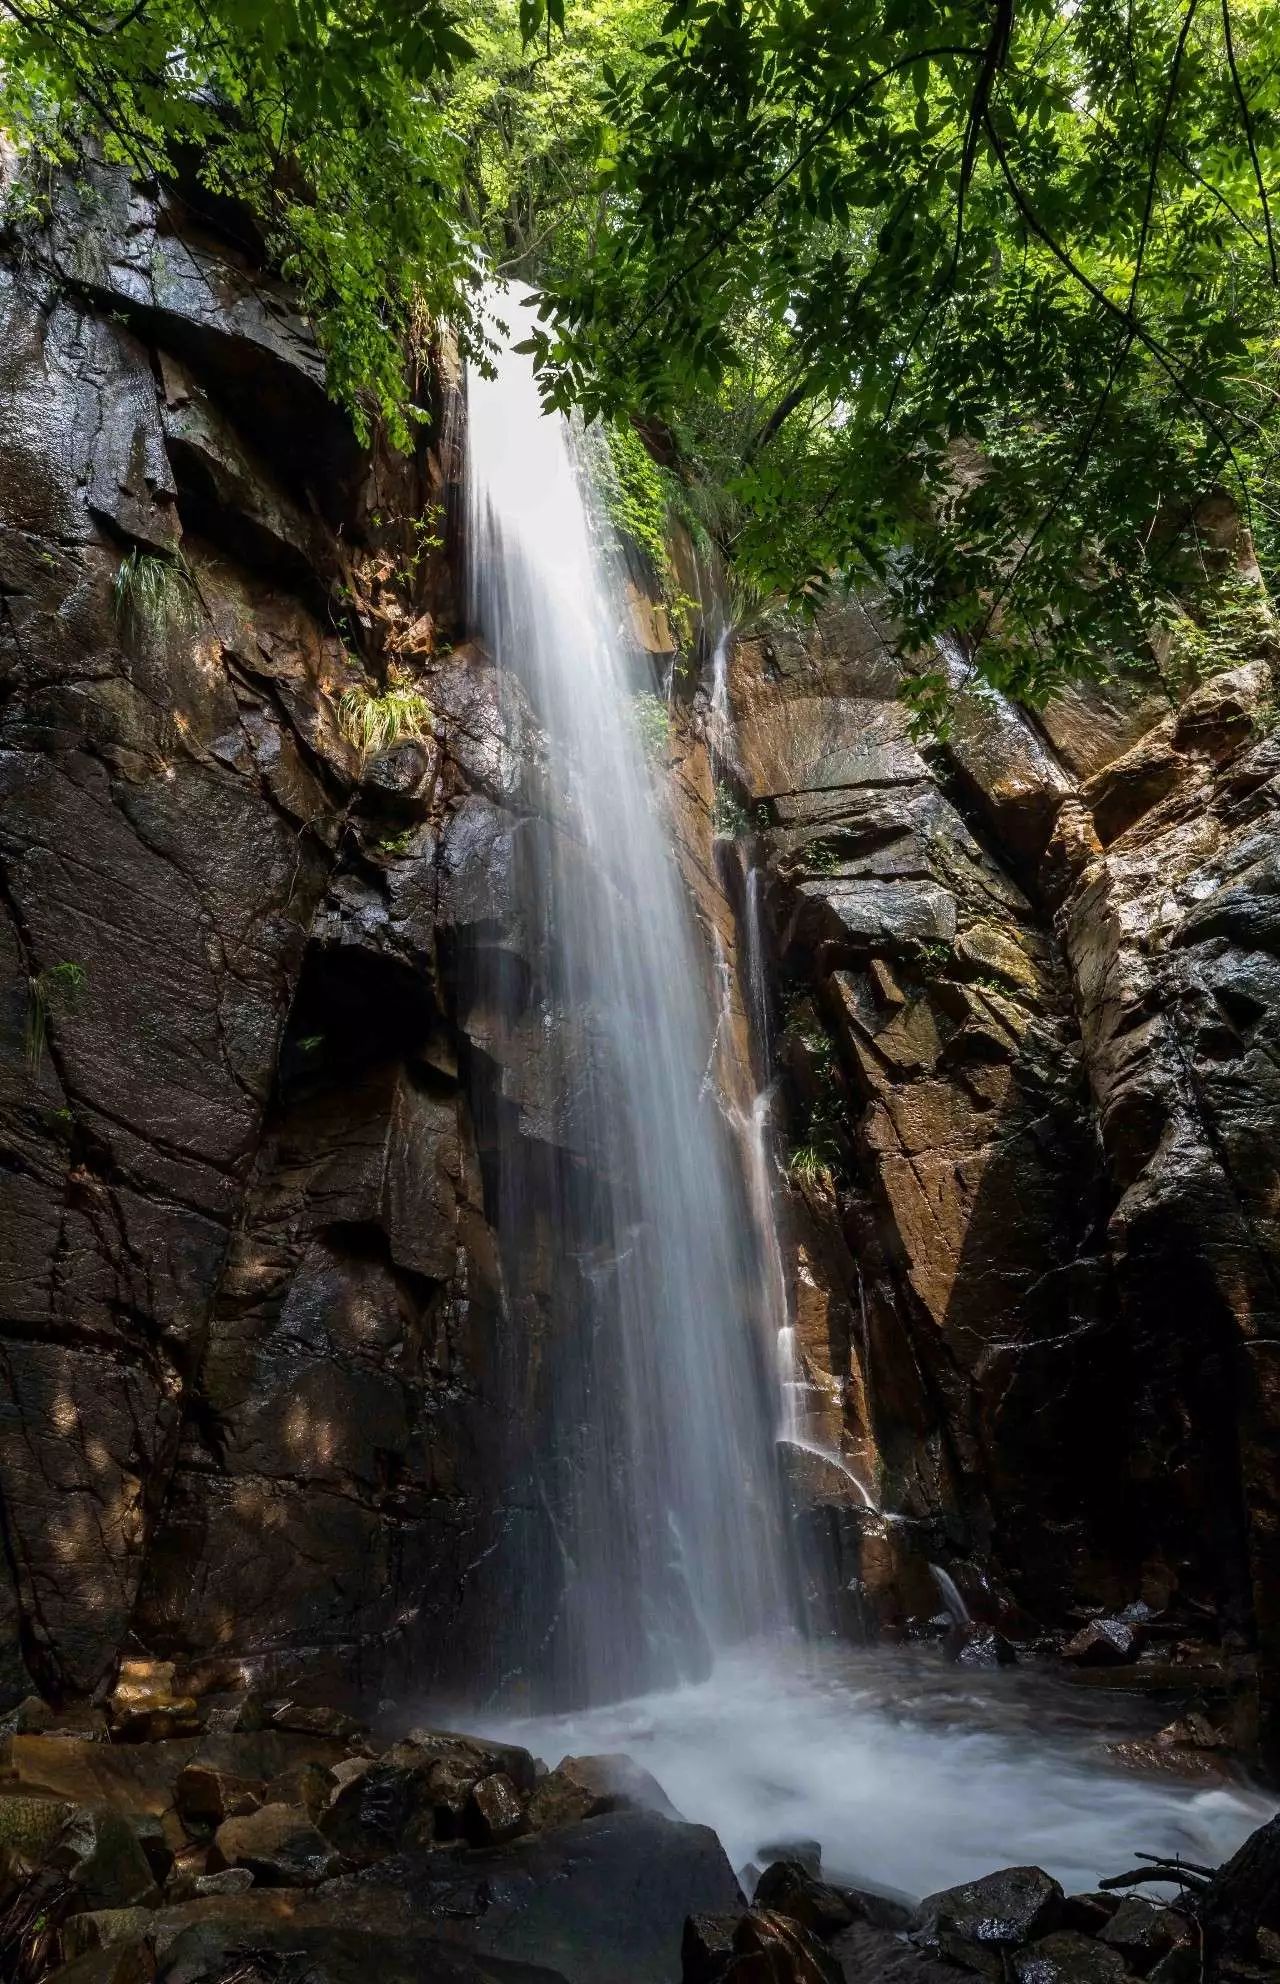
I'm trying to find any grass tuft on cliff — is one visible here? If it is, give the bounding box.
[337,678,432,757]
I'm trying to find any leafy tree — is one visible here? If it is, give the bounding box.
[0,0,482,444]
[448,0,660,281]
[523,0,1280,721]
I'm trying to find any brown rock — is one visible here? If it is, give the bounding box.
[465,1771,527,1845]
[729,1908,844,1983]
[209,1803,339,1887]
[1062,1619,1144,1666]
[553,1752,678,1818]
[525,1769,599,1833]
[59,1907,157,1965]
[174,1762,262,1827]
[752,1860,856,1937]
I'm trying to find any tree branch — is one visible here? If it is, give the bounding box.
[1222,0,1279,283]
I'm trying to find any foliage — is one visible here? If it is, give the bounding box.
[111,549,198,644]
[0,0,482,447]
[788,1141,836,1192]
[628,688,670,761]
[1157,567,1277,698]
[337,674,432,756]
[446,0,661,282]
[588,418,671,574]
[15,0,1280,720]
[26,961,85,1073]
[523,0,1280,716]
[711,780,753,839]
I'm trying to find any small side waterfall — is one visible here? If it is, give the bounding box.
[464,288,789,1705]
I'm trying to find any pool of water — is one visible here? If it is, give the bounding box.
[464,1638,1275,1901]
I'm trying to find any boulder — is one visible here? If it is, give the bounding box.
[756,1841,823,1878]
[209,1803,340,1887]
[1099,1897,1193,1971]
[335,1808,743,1984]
[174,1761,262,1828]
[0,1791,77,1859]
[192,1867,255,1897]
[395,1728,540,1796]
[48,1807,158,1910]
[683,1913,742,1983]
[915,1866,1065,1957]
[1061,1894,1122,1936]
[727,1908,844,1983]
[752,1861,856,1937]
[268,1701,364,1742]
[1013,1931,1128,1984]
[59,1907,157,1964]
[467,1772,527,1845]
[1061,1620,1144,1666]
[320,1762,437,1865]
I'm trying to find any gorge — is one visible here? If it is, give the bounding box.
[3,4,1280,1977]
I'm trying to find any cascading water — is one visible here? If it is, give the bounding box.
[464,287,789,1706]
[455,285,1272,1896]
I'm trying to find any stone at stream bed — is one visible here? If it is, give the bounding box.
[726,1906,845,1982]
[753,1859,857,1936]
[174,1760,261,1827]
[332,1807,743,1984]
[1013,1930,1129,1984]
[319,1761,435,1864]
[1061,1620,1144,1666]
[1061,1894,1122,1936]
[684,1914,743,1982]
[1099,1897,1194,1970]
[209,1802,340,1886]
[192,1866,255,1896]
[49,1806,159,1910]
[467,1771,528,1844]
[914,1866,1066,1957]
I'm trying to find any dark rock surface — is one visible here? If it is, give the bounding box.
[0,153,576,1715]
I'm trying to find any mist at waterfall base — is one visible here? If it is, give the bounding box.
[479,1642,1272,1900]
[455,288,1274,1899]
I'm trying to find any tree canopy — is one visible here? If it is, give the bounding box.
[5,0,1280,716]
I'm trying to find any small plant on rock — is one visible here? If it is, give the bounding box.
[337,668,432,757]
[712,781,752,839]
[26,962,86,1074]
[788,1142,836,1192]
[629,691,671,765]
[112,550,199,646]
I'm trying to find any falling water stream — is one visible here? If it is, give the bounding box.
[464,286,788,1707]
[455,285,1273,1898]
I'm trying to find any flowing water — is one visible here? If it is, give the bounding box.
[464,287,789,1706]
[458,286,1274,1893]
[478,1642,1273,1901]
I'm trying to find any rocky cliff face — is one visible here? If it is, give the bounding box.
[2,160,1278,1769]
[711,593,1280,1762]
[0,158,576,1713]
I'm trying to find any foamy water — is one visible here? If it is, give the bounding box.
[470,1640,1274,1901]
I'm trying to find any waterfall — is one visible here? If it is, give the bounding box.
[464,287,789,1706]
